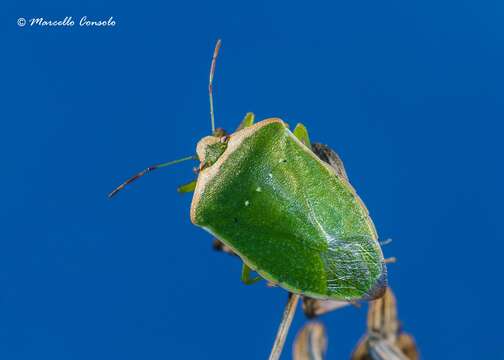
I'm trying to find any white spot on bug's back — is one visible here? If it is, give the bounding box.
[245,200,250,206]
[256,187,262,192]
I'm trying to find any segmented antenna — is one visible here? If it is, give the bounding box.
[209,39,222,134]
[108,155,197,198]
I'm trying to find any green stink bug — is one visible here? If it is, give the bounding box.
[109,40,387,303]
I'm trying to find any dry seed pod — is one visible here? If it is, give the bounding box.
[293,321,328,360]
[351,288,419,360]
[396,334,418,360]
[367,338,409,360]
[302,297,350,318]
[351,335,370,360]
[367,286,399,343]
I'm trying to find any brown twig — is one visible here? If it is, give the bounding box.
[269,293,301,360]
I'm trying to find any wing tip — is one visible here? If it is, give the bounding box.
[365,263,388,300]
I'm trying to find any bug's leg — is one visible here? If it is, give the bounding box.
[177,180,197,193]
[311,142,349,181]
[236,112,255,130]
[293,123,312,148]
[384,257,397,264]
[241,263,262,285]
[212,238,236,256]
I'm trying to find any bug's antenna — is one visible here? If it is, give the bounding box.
[108,155,197,198]
[209,39,222,134]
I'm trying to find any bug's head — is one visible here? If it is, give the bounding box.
[196,134,229,170]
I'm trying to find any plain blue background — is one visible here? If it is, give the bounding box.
[2,0,503,359]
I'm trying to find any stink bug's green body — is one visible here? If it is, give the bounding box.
[110,40,387,304]
[192,118,386,301]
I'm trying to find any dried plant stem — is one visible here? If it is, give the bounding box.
[268,293,300,360]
